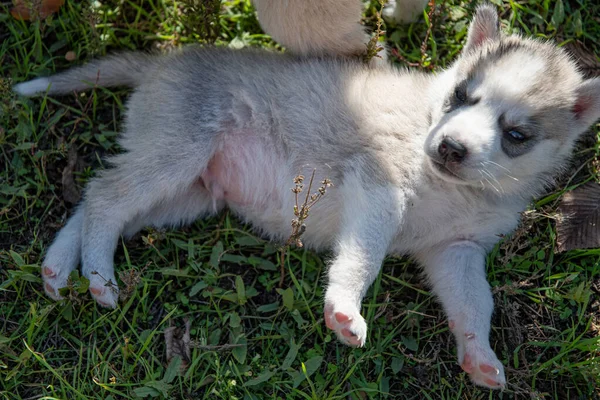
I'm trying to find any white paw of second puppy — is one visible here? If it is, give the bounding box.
[382,0,429,25]
[324,301,367,347]
[457,334,506,389]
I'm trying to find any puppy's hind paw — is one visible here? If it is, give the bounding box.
[42,266,66,301]
[324,302,367,347]
[89,273,119,308]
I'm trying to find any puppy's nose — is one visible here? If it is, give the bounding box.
[438,137,467,162]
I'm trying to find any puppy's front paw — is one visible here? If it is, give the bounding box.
[324,301,367,347]
[455,330,506,389]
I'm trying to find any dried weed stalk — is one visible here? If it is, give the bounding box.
[90,270,119,295]
[279,169,333,287]
[118,264,148,302]
[392,0,436,70]
[88,264,147,303]
[364,0,387,64]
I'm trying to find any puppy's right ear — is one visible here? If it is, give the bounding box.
[464,4,500,53]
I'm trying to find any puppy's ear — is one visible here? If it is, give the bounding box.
[464,4,500,53]
[573,78,600,131]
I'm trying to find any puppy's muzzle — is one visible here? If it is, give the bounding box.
[438,137,467,163]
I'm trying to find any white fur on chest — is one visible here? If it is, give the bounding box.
[397,181,524,255]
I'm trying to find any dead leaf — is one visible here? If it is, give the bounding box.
[61,146,80,204]
[11,0,65,21]
[556,183,600,252]
[164,319,191,372]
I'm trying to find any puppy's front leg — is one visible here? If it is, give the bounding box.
[325,182,404,347]
[417,242,506,389]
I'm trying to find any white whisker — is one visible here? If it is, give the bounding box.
[479,169,501,193]
[482,161,520,181]
[481,168,504,194]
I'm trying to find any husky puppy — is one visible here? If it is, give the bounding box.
[14,5,600,390]
[251,0,428,59]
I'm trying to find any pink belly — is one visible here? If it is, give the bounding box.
[200,151,246,204]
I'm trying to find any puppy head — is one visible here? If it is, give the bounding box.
[425,4,600,194]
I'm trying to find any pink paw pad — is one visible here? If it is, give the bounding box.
[90,286,116,308]
[42,266,57,277]
[325,314,335,329]
[341,328,355,338]
[334,313,359,339]
[43,281,63,301]
[479,364,498,375]
[448,320,455,330]
[335,312,351,324]
[96,299,112,308]
[44,282,55,293]
[484,378,501,387]
[461,353,474,373]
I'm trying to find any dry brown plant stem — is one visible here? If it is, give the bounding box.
[392,0,436,70]
[279,169,332,287]
[364,0,387,64]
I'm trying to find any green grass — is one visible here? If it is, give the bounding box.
[1,0,599,399]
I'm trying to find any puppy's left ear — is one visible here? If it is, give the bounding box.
[573,78,600,131]
[464,4,501,53]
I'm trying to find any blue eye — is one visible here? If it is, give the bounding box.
[454,87,467,103]
[505,129,526,142]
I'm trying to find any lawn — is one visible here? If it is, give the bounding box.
[1,0,599,399]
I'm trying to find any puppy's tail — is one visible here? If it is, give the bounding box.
[13,52,155,97]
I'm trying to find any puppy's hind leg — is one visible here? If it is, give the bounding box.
[123,181,219,238]
[42,207,84,300]
[41,181,216,303]
[80,145,216,308]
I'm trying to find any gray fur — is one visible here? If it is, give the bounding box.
[14,4,600,390]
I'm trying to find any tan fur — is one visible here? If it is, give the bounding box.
[253,0,371,57]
